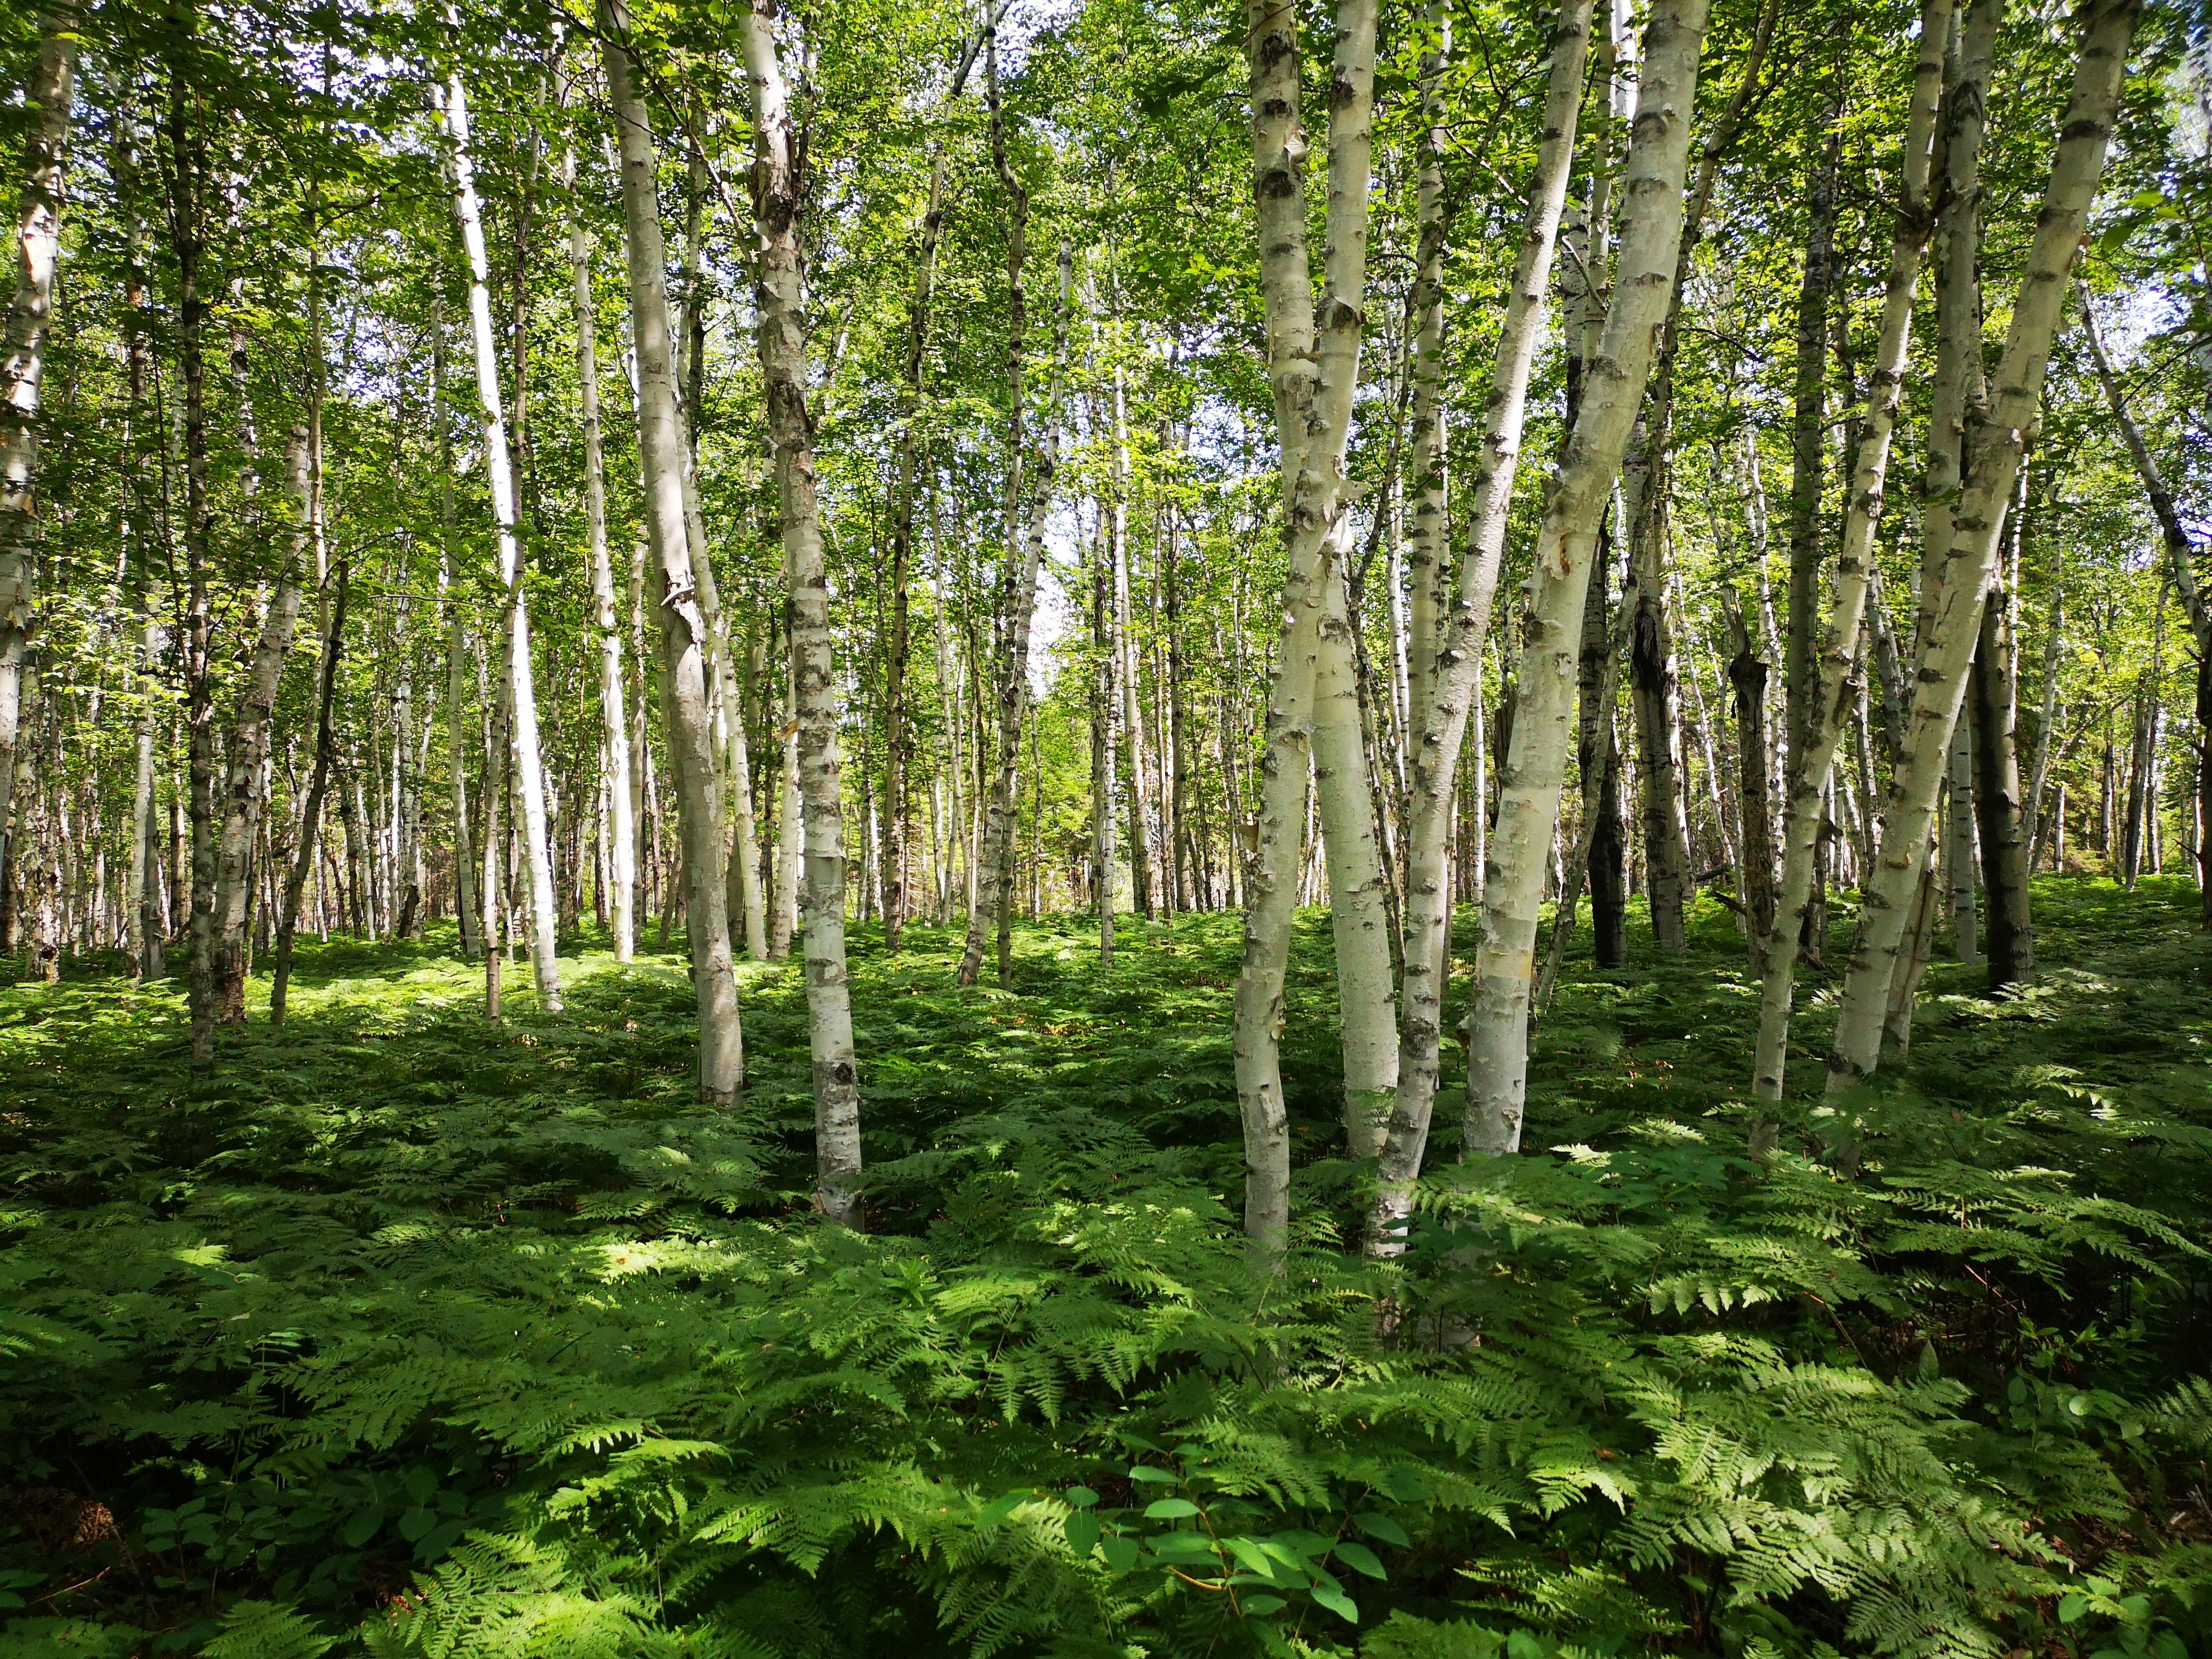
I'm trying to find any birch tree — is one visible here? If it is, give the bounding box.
[1462,0,1711,1161]
[602,8,747,1102]
[442,67,562,1011]
[740,0,864,1228]
[1825,0,2141,1095]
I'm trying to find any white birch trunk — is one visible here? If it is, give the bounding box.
[443,70,562,1009]
[740,0,863,1228]
[1825,0,2138,1093]
[1375,1,1594,1235]
[1463,0,1711,1160]
[1750,0,1947,1099]
[602,8,746,1099]
[0,8,74,915]
[565,138,634,962]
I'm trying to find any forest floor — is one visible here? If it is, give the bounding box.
[3,877,2209,1659]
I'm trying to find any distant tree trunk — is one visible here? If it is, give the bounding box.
[0,4,74,949]
[443,68,562,1008]
[603,9,746,1101]
[1724,585,1775,973]
[2080,284,2212,925]
[1946,721,1979,959]
[739,0,863,1228]
[1580,532,1627,967]
[1625,483,1692,950]
[565,132,633,963]
[1091,510,1118,961]
[1462,0,1709,1160]
[959,50,1062,987]
[1972,566,2032,987]
[1403,0,1451,741]
[212,426,310,1021]
[432,298,481,960]
[271,556,346,1026]
[1826,0,2137,1093]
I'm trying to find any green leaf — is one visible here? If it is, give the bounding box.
[341,1510,382,1549]
[976,1492,1027,1531]
[1331,1540,1386,1579]
[2060,1594,2090,1624]
[1354,1511,1410,1547]
[1144,1497,1200,1519]
[397,1506,436,1543]
[1241,1594,1286,1616]
[1065,1510,1099,1558]
[1311,1584,1360,1624]
[1129,1466,1179,1483]
[1099,1535,1142,1575]
[1065,1486,1099,1508]
[1507,1632,1547,1659]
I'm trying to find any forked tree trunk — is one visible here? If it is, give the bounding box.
[0,7,74,937]
[443,69,562,1009]
[1750,0,1947,1100]
[603,9,746,1101]
[565,134,633,962]
[1580,533,1627,968]
[1462,0,1709,1161]
[1233,0,1379,1254]
[271,557,346,1026]
[740,0,864,1228]
[1825,0,2139,1094]
[1374,0,1594,1244]
[212,427,310,1021]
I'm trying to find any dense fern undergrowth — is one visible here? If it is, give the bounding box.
[3,880,2210,1659]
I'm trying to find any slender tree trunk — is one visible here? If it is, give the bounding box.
[443,69,562,1008]
[1375,0,1593,1243]
[1724,584,1775,972]
[603,8,745,1100]
[271,557,346,1026]
[0,7,74,950]
[212,427,310,1020]
[1233,0,1379,1255]
[1091,509,1118,958]
[1750,0,1947,1100]
[430,298,482,960]
[739,0,862,1228]
[1825,0,2138,1093]
[1626,486,1692,949]
[1461,0,1710,1161]
[1946,719,1979,955]
[1580,532,1628,967]
[1972,562,2032,986]
[2080,285,2212,924]
[957,60,1064,987]
[565,133,633,963]
[1402,0,1450,743]
[1314,556,1397,1157]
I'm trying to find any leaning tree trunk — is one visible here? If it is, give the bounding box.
[1462,0,1710,1162]
[212,427,310,1021]
[1374,0,1593,1246]
[1723,585,1776,972]
[444,69,562,1010]
[1233,0,1381,1255]
[565,135,634,963]
[2080,284,2212,926]
[1825,0,2140,1095]
[1750,0,1948,1101]
[0,6,74,933]
[740,0,864,1229]
[603,8,746,1102]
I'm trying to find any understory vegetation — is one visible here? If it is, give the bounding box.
[4,879,2209,1659]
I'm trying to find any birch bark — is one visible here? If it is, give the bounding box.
[212,428,310,1021]
[1462,0,1710,1160]
[1374,0,1592,1241]
[740,0,864,1227]
[1825,0,2139,1093]
[443,70,562,1010]
[602,8,746,1102]
[565,135,634,962]
[1233,0,1379,1253]
[1749,0,1947,1099]
[0,6,73,915]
